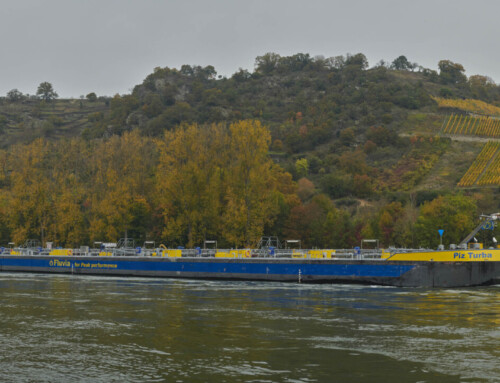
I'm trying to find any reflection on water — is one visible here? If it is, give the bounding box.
[0,273,497,382]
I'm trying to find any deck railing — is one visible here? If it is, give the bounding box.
[0,246,398,260]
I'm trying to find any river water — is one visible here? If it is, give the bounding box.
[0,273,497,383]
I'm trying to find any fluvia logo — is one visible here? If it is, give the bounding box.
[50,259,71,267]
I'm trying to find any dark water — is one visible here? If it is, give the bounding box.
[0,274,498,383]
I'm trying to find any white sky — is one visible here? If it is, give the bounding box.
[1,0,499,98]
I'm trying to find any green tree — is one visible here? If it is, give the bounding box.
[339,127,355,146]
[285,194,353,248]
[345,53,368,69]
[278,53,312,72]
[6,89,24,102]
[414,194,476,248]
[366,126,398,146]
[376,202,406,247]
[255,52,281,74]
[391,55,412,70]
[86,92,97,102]
[338,150,369,175]
[468,75,495,100]
[36,82,58,101]
[142,94,164,118]
[320,173,353,199]
[295,158,309,177]
[438,60,467,85]
[0,115,7,135]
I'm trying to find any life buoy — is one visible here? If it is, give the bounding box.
[160,244,167,250]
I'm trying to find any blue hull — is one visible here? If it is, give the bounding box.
[1,255,498,287]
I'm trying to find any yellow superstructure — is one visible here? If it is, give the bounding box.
[215,249,251,258]
[387,249,500,262]
[162,249,182,258]
[380,249,391,259]
[308,250,336,259]
[98,251,113,256]
[292,250,336,259]
[49,249,73,256]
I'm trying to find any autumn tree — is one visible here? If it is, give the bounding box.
[0,150,10,243]
[376,202,405,247]
[223,120,294,247]
[414,194,476,248]
[338,150,369,175]
[285,194,353,248]
[367,126,398,146]
[0,192,9,244]
[87,131,155,243]
[468,75,496,100]
[156,123,227,247]
[5,139,56,245]
[296,178,315,201]
[156,120,296,248]
[49,139,89,246]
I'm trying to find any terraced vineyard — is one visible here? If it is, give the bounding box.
[433,97,500,116]
[442,113,500,138]
[477,147,500,185]
[0,99,108,148]
[458,141,500,187]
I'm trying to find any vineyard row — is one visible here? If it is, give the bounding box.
[433,97,500,116]
[443,114,500,138]
[458,141,500,187]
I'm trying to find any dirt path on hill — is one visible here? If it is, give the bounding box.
[401,133,500,143]
[440,134,500,143]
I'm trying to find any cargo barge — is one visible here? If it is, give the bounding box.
[1,215,499,288]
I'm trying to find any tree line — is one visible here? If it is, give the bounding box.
[0,120,492,250]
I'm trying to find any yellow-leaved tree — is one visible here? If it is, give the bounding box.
[6,139,56,245]
[87,131,155,243]
[223,120,279,246]
[156,123,227,247]
[50,139,88,247]
[156,120,297,248]
[0,149,10,243]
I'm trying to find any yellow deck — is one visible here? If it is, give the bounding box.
[387,249,500,262]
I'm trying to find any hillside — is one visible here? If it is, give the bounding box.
[1,53,499,249]
[0,98,108,148]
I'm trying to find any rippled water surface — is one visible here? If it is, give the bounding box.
[0,273,498,382]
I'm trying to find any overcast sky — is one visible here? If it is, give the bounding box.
[1,0,499,98]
